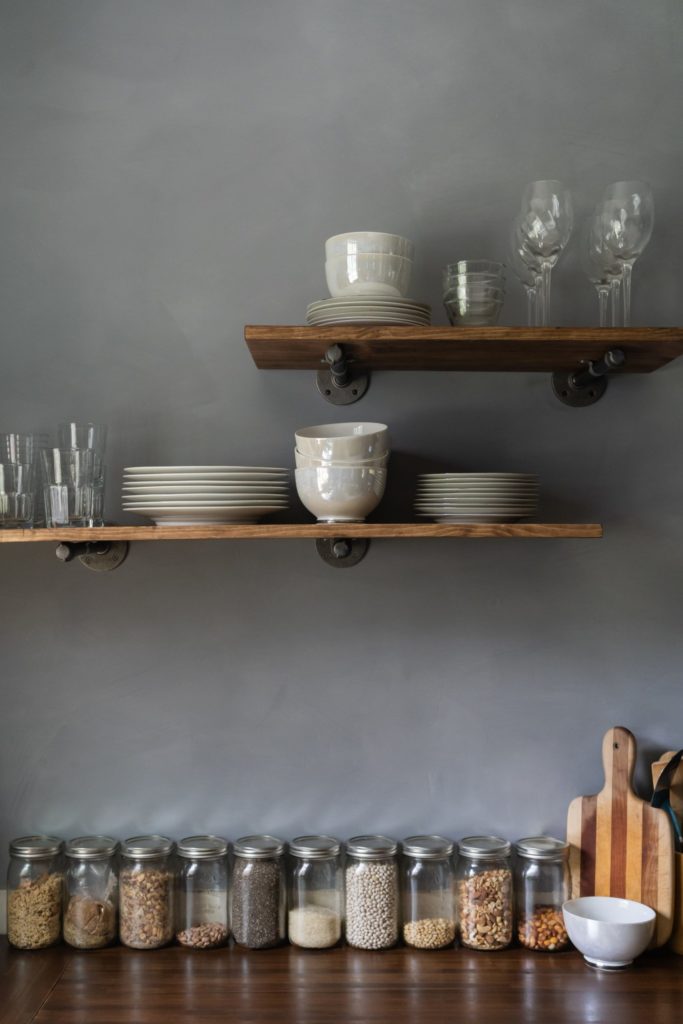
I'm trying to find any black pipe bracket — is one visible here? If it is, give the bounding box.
[316,344,369,405]
[552,348,626,407]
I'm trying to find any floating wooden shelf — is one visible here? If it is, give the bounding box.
[244,325,683,373]
[0,523,602,542]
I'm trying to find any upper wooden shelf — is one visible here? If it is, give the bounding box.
[0,523,602,542]
[244,325,683,373]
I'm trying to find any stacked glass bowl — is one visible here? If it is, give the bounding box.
[443,260,506,326]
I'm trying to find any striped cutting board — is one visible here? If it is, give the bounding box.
[567,726,674,948]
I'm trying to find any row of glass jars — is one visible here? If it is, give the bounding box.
[7,832,571,953]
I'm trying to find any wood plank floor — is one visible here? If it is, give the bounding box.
[2,940,683,1023]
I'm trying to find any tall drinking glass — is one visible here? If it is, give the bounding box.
[58,423,107,454]
[41,449,101,528]
[0,463,34,528]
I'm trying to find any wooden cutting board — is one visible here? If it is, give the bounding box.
[567,726,674,948]
[652,751,683,822]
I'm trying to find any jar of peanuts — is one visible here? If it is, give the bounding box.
[119,835,175,949]
[514,836,570,952]
[456,835,513,950]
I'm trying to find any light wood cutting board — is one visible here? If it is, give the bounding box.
[567,726,674,948]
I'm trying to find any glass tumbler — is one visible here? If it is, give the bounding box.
[176,835,230,948]
[58,422,107,455]
[0,463,34,528]
[288,835,343,949]
[0,433,34,464]
[41,448,101,527]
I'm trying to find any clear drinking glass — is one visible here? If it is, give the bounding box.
[0,463,34,528]
[516,180,574,326]
[0,433,34,464]
[41,448,101,527]
[596,181,654,327]
[58,422,107,454]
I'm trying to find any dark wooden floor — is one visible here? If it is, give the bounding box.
[1,938,682,1024]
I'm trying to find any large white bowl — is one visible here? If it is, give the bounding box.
[294,449,389,470]
[562,897,656,969]
[325,232,414,261]
[295,467,387,523]
[295,423,389,461]
[325,253,412,297]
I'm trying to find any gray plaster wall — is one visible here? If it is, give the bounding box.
[1,0,682,872]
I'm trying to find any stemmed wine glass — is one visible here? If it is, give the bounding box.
[515,180,574,326]
[595,181,654,326]
[509,224,541,325]
[581,220,623,327]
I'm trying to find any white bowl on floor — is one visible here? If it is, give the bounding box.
[562,896,655,969]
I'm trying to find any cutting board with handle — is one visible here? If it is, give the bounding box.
[652,750,683,954]
[567,726,674,948]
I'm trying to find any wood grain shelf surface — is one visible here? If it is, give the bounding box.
[245,325,683,372]
[2,940,682,1024]
[0,522,603,543]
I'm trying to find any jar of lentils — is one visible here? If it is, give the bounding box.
[345,835,399,950]
[231,835,286,949]
[176,835,230,949]
[7,835,64,949]
[119,835,175,949]
[514,836,570,952]
[64,836,118,949]
[456,835,513,951]
[288,835,343,949]
[402,835,455,949]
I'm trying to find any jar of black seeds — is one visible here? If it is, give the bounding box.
[231,835,286,949]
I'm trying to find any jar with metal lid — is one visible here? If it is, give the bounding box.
[514,836,570,951]
[456,835,513,950]
[119,835,175,949]
[231,835,286,949]
[176,835,230,949]
[402,835,455,949]
[288,835,343,949]
[64,836,118,949]
[7,835,64,949]
[345,835,399,950]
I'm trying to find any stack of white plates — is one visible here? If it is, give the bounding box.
[122,466,290,525]
[307,297,431,326]
[414,473,539,523]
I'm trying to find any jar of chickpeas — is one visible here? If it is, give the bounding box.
[514,836,570,951]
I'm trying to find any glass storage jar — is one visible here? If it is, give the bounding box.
[514,836,570,951]
[345,835,399,950]
[176,835,230,948]
[64,835,118,949]
[402,835,455,949]
[7,835,64,949]
[231,835,286,949]
[119,835,175,949]
[288,835,343,949]
[456,835,513,951]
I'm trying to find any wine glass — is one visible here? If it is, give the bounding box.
[516,180,574,325]
[509,223,541,325]
[581,220,622,327]
[596,181,654,326]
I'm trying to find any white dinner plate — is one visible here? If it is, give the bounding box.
[418,473,537,480]
[124,465,289,475]
[308,297,430,311]
[307,315,430,326]
[123,473,289,483]
[128,510,284,525]
[122,484,289,494]
[416,513,530,523]
[416,486,539,494]
[123,501,289,510]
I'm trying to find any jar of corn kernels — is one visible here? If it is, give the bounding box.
[514,836,570,952]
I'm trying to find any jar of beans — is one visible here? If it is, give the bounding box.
[176,835,230,949]
[119,835,175,949]
[288,835,343,949]
[514,836,570,952]
[345,835,399,950]
[456,835,513,951]
[7,835,64,949]
[64,836,118,949]
[231,835,286,949]
[401,835,455,949]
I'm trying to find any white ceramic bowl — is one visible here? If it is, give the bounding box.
[294,449,390,469]
[295,467,387,522]
[562,897,656,969]
[325,253,413,298]
[325,232,414,261]
[295,423,390,461]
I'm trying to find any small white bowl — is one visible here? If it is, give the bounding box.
[295,467,387,522]
[325,232,414,261]
[562,896,656,970]
[295,423,389,461]
[325,253,412,298]
[294,449,390,469]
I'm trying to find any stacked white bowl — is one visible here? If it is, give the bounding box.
[294,422,390,523]
[325,232,415,298]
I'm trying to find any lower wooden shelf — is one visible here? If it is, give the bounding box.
[0,522,603,542]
